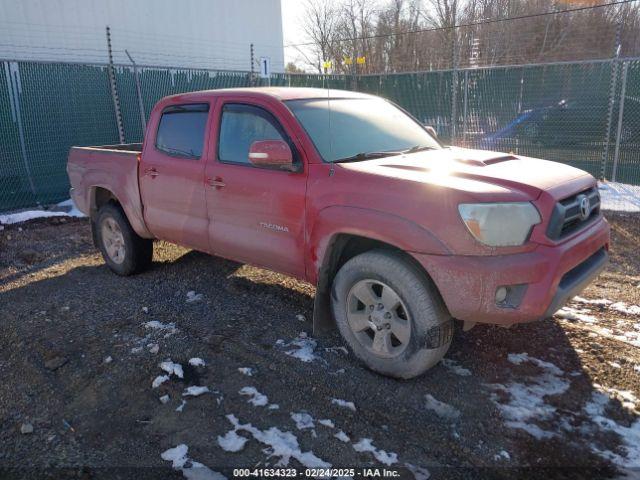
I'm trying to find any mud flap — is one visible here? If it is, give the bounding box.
[90,219,99,248]
[313,283,335,336]
[425,319,454,349]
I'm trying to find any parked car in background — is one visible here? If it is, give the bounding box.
[67,87,610,379]
[482,98,640,149]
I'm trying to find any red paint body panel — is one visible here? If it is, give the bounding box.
[67,87,611,326]
[414,217,609,324]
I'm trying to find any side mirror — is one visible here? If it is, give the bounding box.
[424,125,438,139]
[248,140,295,171]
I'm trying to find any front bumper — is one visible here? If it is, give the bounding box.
[412,216,610,325]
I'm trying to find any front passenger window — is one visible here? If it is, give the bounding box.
[218,104,288,165]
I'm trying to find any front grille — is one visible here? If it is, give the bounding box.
[547,187,601,240]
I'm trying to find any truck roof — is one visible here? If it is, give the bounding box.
[164,87,375,102]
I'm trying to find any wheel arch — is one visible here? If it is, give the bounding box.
[312,231,443,336]
[88,185,153,239]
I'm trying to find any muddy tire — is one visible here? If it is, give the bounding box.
[95,203,153,276]
[331,250,453,379]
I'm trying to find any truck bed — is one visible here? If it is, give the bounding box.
[73,143,143,153]
[67,142,152,239]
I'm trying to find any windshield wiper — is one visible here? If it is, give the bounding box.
[332,145,437,163]
[401,145,437,154]
[333,150,404,163]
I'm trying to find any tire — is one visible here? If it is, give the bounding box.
[95,203,153,276]
[331,249,453,379]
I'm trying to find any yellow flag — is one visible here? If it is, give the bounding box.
[343,57,353,65]
[322,60,332,69]
[356,56,366,64]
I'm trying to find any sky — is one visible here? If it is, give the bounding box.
[281,0,312,67]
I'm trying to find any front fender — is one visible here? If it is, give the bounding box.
[307,205,450,336]
[307,205,450,285]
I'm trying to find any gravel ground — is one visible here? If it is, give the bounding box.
[0,214,638,480]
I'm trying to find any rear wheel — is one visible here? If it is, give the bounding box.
[331,250,453,379]
[96,204,153,276]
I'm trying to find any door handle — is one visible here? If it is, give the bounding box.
[207,177,226,188]
[145,168,159,178]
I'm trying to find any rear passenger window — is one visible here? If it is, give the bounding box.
[155,103,209,159]
[218,104,287,165]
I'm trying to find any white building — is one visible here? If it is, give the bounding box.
[0,0,284,72]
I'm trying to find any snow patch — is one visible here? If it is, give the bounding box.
[352,438,398,466]
[556,306,598,323]
[225,414,330,468]
[493,450,511,461]
[183,386,210,397]
[217,430,248,453]
[584,391,640,467]
[186,291,203,303]
[290,412,315,430]
[440,358,471,376]
[334,430,350,442]
[161,444,189,469]
[237,367,255,376]
[239,387,269,407]
[160,360,184,379]
[161,444,226,480]
[144,320,178,337]
[152,375,170,389]
[176,400,187,412]
[56,198,86,218]
[573,296,612,306]
[188,358,206,367]
[595,384,639,413]
[318,419,334,428]
[0,209,71,225]
[277,333,319,363]
[486,353,569,439]
[424,394,460,420]
[598,181,640,213]
[610,302,640,316]
[331,398,356,412]
[405,463,431,480]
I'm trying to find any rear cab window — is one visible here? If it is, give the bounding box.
[155,103,209,159]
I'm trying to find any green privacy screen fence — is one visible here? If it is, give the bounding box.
[1,58,639,212]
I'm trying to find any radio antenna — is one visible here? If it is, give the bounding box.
[327,80,335,177]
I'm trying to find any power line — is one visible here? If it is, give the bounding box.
[284,0,639,48]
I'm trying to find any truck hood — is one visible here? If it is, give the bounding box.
[339,146,593,199]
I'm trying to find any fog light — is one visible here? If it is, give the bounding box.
[495,286,508,303]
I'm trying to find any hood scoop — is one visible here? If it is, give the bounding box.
[454,154,518,167]
[383,164,429,173]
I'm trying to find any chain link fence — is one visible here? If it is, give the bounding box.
[1,57,639,212]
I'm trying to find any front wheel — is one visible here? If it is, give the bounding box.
[95,203,153,276]
[331,250,453,379]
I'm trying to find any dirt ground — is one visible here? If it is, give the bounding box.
[0,214,638,480]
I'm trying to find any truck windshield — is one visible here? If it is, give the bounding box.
[286,97,440,163]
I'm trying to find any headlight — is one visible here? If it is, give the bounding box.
[458,202,541,247]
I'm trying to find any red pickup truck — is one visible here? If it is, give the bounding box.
[67,87,609,378]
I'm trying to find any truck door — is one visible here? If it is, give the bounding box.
[204,99,307,279]
[139,102,211,252]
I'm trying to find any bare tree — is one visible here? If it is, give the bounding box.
[295,0,640,74]
[300,0,340,73]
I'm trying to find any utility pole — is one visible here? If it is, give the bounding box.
[106,26,125,144]
[125,49,147,135]
[450,1,458,144]
[250,43,255,87]
[601,21,622,180]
